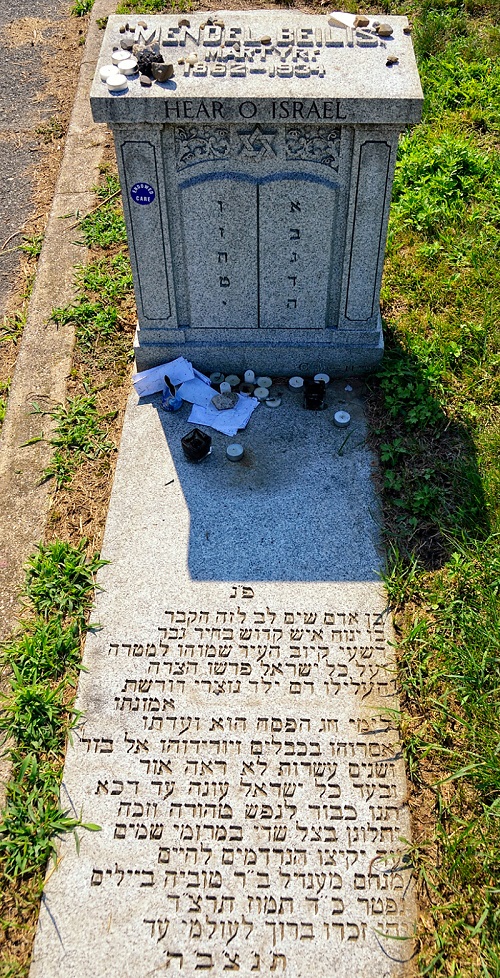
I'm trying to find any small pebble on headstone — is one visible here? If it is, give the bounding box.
[345,384,353,392]
[354,15,370,27]
[178,17,190,26]
[386,55,399,65]
[376,23,394,35]
[140,74,152,86]
[152,62,174,82]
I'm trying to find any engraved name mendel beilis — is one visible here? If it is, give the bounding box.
[174,126,341,171]
[137,20,388,80]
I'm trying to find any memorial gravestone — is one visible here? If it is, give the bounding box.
[29,13,422,977]
[90,11,423,374]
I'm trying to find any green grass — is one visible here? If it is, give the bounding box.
[369,2,500,972]
[116,0,192,13]
[38,394,116,489]
[0,541,104,881]
[0,379,10,425]
[51,253,133,350]
[70,0,94,15]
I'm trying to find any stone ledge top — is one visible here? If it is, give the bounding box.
[91,11,423,126]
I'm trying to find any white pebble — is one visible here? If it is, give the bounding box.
[345,384,353,392]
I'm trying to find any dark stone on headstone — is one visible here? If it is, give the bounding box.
[152,62,174,82]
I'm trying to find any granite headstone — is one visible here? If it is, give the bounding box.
[91,11,423,374]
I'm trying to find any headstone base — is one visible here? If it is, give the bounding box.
[134,315,384,376]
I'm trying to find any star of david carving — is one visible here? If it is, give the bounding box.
[237,125,278,159]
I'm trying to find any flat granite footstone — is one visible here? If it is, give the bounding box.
[30,387,417,977]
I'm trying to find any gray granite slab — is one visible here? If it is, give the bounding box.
[90,12,423,124]
[30,386,417,977]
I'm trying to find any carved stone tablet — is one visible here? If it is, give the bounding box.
[30,391,417,977]
[90,12,423,375]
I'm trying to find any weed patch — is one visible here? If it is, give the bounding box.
[0,541,103,885]
[116,0,193,13]
[70,0,95,15]
[38,395,116,489]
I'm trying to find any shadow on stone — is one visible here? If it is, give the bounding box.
[145,383,384,583]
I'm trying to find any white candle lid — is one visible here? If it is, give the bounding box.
[244,369,255,383]
[334,410,351,428]
[288,376,304,390]
[119,57,138,74]
[111,49,131,64]
[314,372,330,385]
[227,443,244,461]
[265,396,282,409]
[225,374,241,387]
[210,372,225,384]
[256,375,272,388]
[107,73,128,91]
[220,381,232,394]
[100,64,117,81]
[254,386,269,401]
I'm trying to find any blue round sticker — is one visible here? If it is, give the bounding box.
[130,182,155,205]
